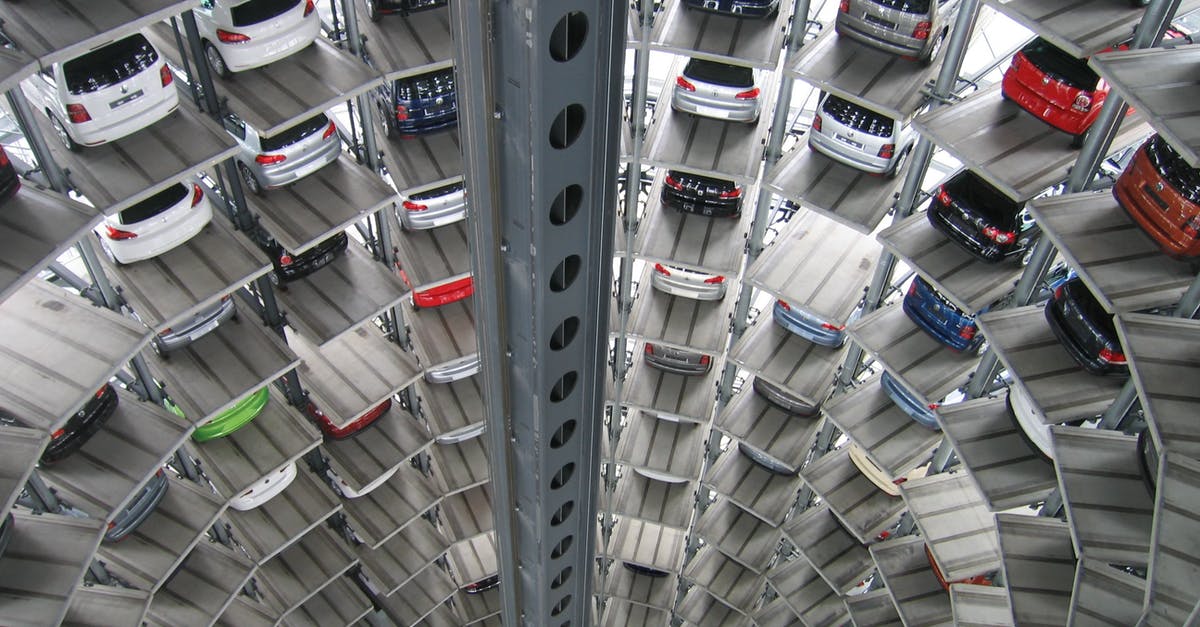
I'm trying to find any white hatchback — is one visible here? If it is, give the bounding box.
[22,31,178,150]
[229,462,298,510]
[96,179,214,264]
[195,0,321,77]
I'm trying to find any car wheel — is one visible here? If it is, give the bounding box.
[99,238,124,266]
[887,146,910,179]
[365,0,382,21]
[921,29,946,66]
[237,162,263,196]
[203,41,231,79]
[268,270,285,290]
[1070,127,1090,149]
[49,112,80,152]
[377,99,398,139]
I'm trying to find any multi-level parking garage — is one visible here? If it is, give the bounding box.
[0,0,1198,625]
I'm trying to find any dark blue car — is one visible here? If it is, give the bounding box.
[377,67,457,138]
[902,275,983,352]
[683,0,778,18]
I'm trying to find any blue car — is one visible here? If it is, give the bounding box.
[377,67,457,137]
[772,299,848,348]
[880,371,940,430]
[902,275,983,352]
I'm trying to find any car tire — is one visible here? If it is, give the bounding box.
[887,146,910,179]
[377,99,399,139]
[1070,127,1090,149]
[203,41,231,79]
[921,29,946,66]
[99,238,124,266]
[49,112,80,152]
[237,162,264,196]
[365,0,382,21]
[1131,0,1150,6]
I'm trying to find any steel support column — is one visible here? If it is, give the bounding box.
[452,1,624,625]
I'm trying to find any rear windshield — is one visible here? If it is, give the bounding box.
[944,170,1024,224]
[682,59,755,88]
[63,34,159,95]
[410,179,465,201]
[260,112,329,151]
[119,183,189,224]
[865,0,931,14]
[394,69,455,102]
[230,0,302,27]
[821,94,895,137]
[1020,38,1098,91]
[1147,135,1200,204]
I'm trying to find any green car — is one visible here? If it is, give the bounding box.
[191,387,270,442]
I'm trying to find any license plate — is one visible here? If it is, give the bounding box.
[863,13,895,28]
[187,318,222,342]
[836,134,863,149]
[109,89,144,109]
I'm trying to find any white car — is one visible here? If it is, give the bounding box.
[327,465,398,498]
[649,262,727,301]
[435,421,486,445]
[22,31,178,150]
[229,462,297,510]
[96,180,213,264]
[1006,384,1053,460]
[195,0,321,77]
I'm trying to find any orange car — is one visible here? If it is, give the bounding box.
[1114,134,1200,258]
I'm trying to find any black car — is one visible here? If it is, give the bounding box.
[363,0,446,21]
[682,0,778,18]
[0,383,118,465]
[376,67,457,138]
[1044,277,1127,376]
[0,514,12,561]
[623,562,670,577]
[463,574,499,594]
[661,169,742,218]
[0,145,20,203]
[927,169,1037,263]
[249,228,349,285]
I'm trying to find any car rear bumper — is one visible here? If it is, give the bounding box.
[808,131,892,174]
[835,17,927,57]
[881,371,940,429]
[193,387,270,442]
[902,293,978,352]
[425,353,481,383]
[413,276,474,308]
[41,384,119,464]
[105,471,168,542]
[217,18,320,73]
[1001,74,1090,136]
[643,352,710,376]
[1043,300,1125,376]
[276,232,349,282]
[104,202,213,264]
[257,139,341,188]
[398,195,467,230]
[650,269,727,301]
[155,296,238,353]
[1114,155,1200,258]
[772,302,845,347]
[751,376,820,416]
[671,90,760,123]
[660,187,742,218]
[229,463,297,511]
[72,95,179,146]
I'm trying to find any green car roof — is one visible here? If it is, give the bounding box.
[192,387,270,442]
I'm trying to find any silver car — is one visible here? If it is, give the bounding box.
[649,263,727,301]
[671,58,762,124]
[398,178,466,230]
[836,0,960,63]
[643,342,712,376]
[152,295,238,354]
[808,92,915,177]
[223,110,341,194]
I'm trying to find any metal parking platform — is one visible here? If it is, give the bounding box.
[1069,557,1146,627]
[1030,191,1196,313]
[285,576,373,627]
[728,317,845,411]
[0,427,47,517]
[339,462,440,549]
[913,84,1151,202]
[378,563,456,626]
[415,377,484,441]
[1093,45,1200,168]
[358,10,454,81]
[256,525,359,616]
[621,351,720,423]
[609,468,695,529]
[431,436,489,496]
[321,407,433,494]
[1120,313,1200,460]
[65,586,151,627]
[950,584,1014,627]
[393,219,472,292]
[0,511,104,627]
[602,599,669,626]
[754,597,802,627]
[682,547,764,613]
[877,212,1024,314]
[747,212,880,325]
[844,589,902,626]
[0,185,100,304]
[996,514,1075,627]
[441,484,492,540]
[649,0,790,69]
[626,277,737,354]
[900,473,1002,583]
[1143,452,1200,625]
[703,446,802,527]
[676,588,749,627]
[799,445,906,544]
[767,147,906,234]
[0,0,197,67]
[694,499,781,574]
[145,541,255,626]
[226,468,340,565]
[377,125,463,192]
[766,556,847,627]
[615,410,706,482]
[358,519,451,596]
[607,517,687,573]
[603,555,678,610]
[869,535,953,627]
[821,377,942,481]
[457,583,502,624]
[784,504,874,595]
[937,395,1057,511]
[404,297,478,376]
[633,172,754,276]
[448,531,499,591]
[0,279,148,433]
[713,388,823,475]
[980,0,1200,59]
[978,306,1126,424]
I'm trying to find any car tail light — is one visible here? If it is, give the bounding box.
[892,476,907,486]
[105,225,138,240]
[217,29,251,43]
[403,200,428,212]
[812,114,822,132]
[51,428,65,439]
[839,0,849,11]
[256,153,286,165]
[95,387,107,399]
[1182,216,1200,239]
[304,0,316,16]
[1054,284,1064,300]
[735,87,760,100]
[927,402,941,410]
[280,254,293,266]
[959,325,977,340]
[699,355,711,365]
[936,184,952,207]
[914,20,932,40]
[322,121,337,140]
[1099,347,1127,365]
[982,226,1016,244]
[878,143,895,159]
[395,105,409,121]
[1071,92,1093,113]
[644,344,654,354]
[719,187,742,199]
[676,76,695,92]
[704,275,725,284]
[777,299,791,311]
[907,281,918,296]
[0,148,10,167]
[160,65,173,87]
[820,322,846,331]
[66,103,91,124]
[158,327,173,336]
[653,264,670,276]
[664,174,683,190]
[191,184,204,207]
[107,521,116,530]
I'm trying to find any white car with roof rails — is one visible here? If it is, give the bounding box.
[194,0,321,78]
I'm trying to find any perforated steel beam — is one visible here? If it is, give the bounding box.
[452,2,624,625]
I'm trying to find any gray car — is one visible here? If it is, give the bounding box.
[649,263,727,301]
[151,295,238,355]
[836,0,960,63]
[106,469,169,542]
[398,178,466,230]
[808,92,915,177]
[643,343,712,376]
[671,57,762,124]
[223,110,342,195]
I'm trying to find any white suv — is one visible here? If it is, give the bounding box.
[22,31,178,150]
[194,0,321,78]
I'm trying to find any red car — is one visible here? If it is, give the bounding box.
[1114,134,1200,258]
[1001,37,1112,143]
[412,275,474,309]
[306,397,392,440]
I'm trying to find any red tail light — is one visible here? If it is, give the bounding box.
[812,114,822,132]
[66,103,91,124]
[51,428,65,439]
[322,121,337,140]
[304,0,316,16]
[735,87,760,100]
[719,187,742,199]
[0,148,10,167]
[959,325,977,340]
[704,275,725,284]
[878,143,895,159]
[95,387,107,399]
[914,21,932,40]
[1054,285,1064,300]
[160,65,173,87]
[1071,92,1093,113]
[665,174,683,190]
[936,185,952,207]
[699,355,711,365]
[256,153,286,165]
[190,184,204,207]
[1182,216,1200,239]
[217,29,251,43]
[395,105,409,121]
[105,225,138,240]
[1099,347,1127,365]
[820,322,846,331]
[403,200,428,212]
[644,344,654,354]
[892,476,907,486]
[907,281,917,296]
[839,0,849,11]
[280,254,293,266]
[676,76,695,92]
[982,226,1015,244]
[653,263,671,276]
[927,402,941,410]
[777,299,791,311]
